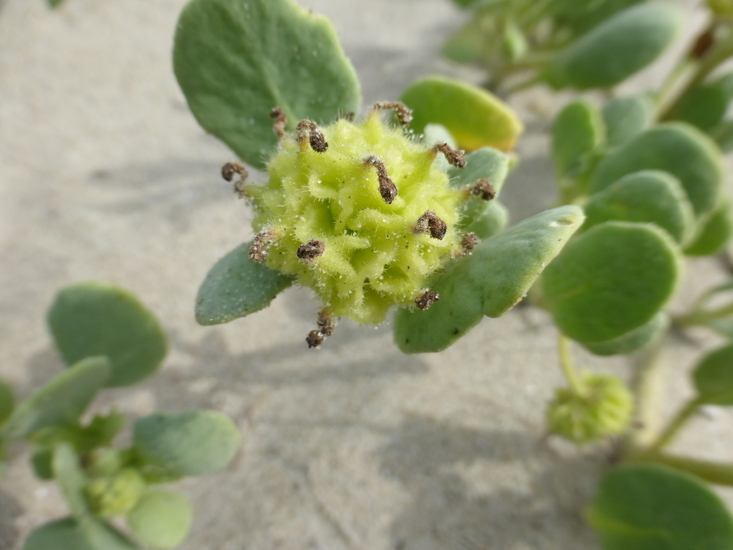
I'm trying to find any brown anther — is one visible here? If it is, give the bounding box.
[415,211,447,240]
[296,239,325,261]
[306,330,325,348]
[270,107,288,139]
[339,111,356,122]
[296,119,328,152]
[221,162,249,198]
[691,27,716,59]
[363,155,398,204]
[459,232,481,256]
[317,310,336,337]
[415,290,440,310]
[433,142,466,168]
[470,178,496,201]
[249,229,276,263]
[372,101,413,126]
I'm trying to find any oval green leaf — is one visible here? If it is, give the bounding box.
[401,76,523,152]
[53,443,90,518]
[195,242,294,326]
[546,3,681,89]
[693,344,733,405]
[23,518,139,550]
[127,491,193,550]
[552,100,605,181]
[173,0,361,170]
[133,410,241,477]
[542,222,681,343]
[48,282,167,388]
[589,123,724,219]
[463,200,509,240]
[602,95,654,148]
[3,357,110,439]
[670,73,733,132]
[684,197,733,256]
[394,205,584,353]
[582,313,669,357]
[586,464,733,550]
[583,171,696,244]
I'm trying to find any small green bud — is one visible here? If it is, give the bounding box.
[85,468,146,518]
[547,373,633,444]
[246,109,465,325]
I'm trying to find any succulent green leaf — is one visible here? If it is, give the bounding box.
[48,282,167,388]
[394,206,584,353]
[195,242,294,326]
[53,443,90,518]
[463,200,509,239]
[3,357,110,439]
[589,123,724,219]
[173,0,361,170]
[449,147,510,195]
[582,313,668,357]
[693,344,733,405]
[133,410,241,477]
[552,100,605,182]
[542,222,681,343]
[86,468,147,518]
[0,380,14,426]
[552,0,645,34]
[602,95,654,148]
[546,3,681,89]
[583,171,696,244]
[670,73,733,132]
[23,518,139,550]
[711,120,733,152]
[401,76,523,152]
[586,464,733,550]
[684,197,733,256]
[126,491,193,549]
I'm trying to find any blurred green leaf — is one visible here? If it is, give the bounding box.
[670,73,733,132]
[401,75,523,152]
[126,491,193,549]
[684,197,733,256]
[133,410,241,477]
[693,344,733,405]
[582,313,668,357]
[552,100,605,182]
[589,123,724,219]
[602,95,654,148]
[542,222,681,343]
[3,357,110,439]
[86,468,147,519]
[449,147,510,194]
[552,0,646,35]
[546,3,680,89]
[47,0,66,7]
[394,206,584,353]
[48,282,167,388]
[195,242,294,326]
[583,171,695,244]
[463,200,509,239]
[711,120,733,152]
[0,380,14,426]
[443,20,483,63]
[587,464,733,550]
[23,518,139,550]
[173,0,361,170]
[53,443,90,518]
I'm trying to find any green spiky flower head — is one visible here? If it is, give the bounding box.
[85,468,146,518]
[547,372,633,444]
[245,109,466,327]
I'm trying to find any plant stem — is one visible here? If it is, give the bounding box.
[631,449,733,487]
[557,333,586,396]
[675,300,733,327]
[647,397,702,452]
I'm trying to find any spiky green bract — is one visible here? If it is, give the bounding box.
[249,114,464,324]
[547,372,633,444]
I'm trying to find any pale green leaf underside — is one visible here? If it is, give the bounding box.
[542,222,681,343]
[195,242,294,325]
[394,205,584,353]
[53,443,91,518]
[173,0,361,169]
[602,95,654,148]
[587,465,733,550]
[581,313,668,357]
[3,357,110,439]
[126,491,192,550]
[133,410,241,477]
[552,100,605,180]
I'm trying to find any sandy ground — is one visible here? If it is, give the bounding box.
[2,0,733,549]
